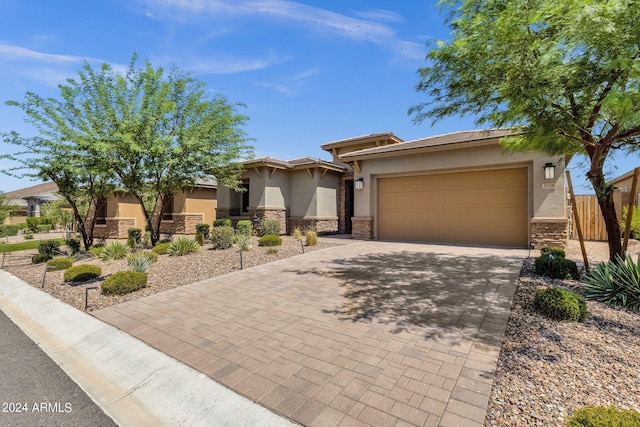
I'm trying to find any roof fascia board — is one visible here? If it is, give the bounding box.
[339,139,500,161]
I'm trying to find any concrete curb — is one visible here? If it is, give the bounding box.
[0,270,296,427]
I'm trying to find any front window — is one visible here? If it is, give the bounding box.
[96,199,107,225]
[162,196,174,221]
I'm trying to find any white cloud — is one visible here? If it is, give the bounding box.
[0,43,96,64]
[161,50,293,74]
[142,0,419,59]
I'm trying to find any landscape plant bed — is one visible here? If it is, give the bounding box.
[2,236,336,312]
[485,258,640,426]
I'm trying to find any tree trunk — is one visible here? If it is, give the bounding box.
[597,193,623,261]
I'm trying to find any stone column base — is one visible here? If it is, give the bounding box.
[249,208,287,235]
[352,217,374,240]
[530,218,569,249]
[288,217,338,235]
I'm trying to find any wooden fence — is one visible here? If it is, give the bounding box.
[570,195,608,241]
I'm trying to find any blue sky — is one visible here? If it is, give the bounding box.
[0,0,637,194]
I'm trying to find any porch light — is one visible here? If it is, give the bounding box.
[544,163,555,180]
[354,177,364,190]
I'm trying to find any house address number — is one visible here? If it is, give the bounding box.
[542,183,555,190]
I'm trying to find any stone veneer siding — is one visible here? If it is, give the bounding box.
[288,217,338,235]
[159,213,204,235]
[338,172,354,234]
[94,218,135,239]
[530,218,569,249]
[248,208,287,235]
[351,216,374,240]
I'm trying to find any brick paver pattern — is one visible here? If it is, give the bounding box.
[93,241,525,427]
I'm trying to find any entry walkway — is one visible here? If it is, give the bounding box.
[94,241,526,426]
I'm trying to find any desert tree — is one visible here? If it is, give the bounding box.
[410,0,640,261]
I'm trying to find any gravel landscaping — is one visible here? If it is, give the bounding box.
[1,236,338,312]
[2,236,639,425]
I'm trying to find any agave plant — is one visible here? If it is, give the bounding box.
[167,236,200,256]
[235,233,253,251]
[98,241,129,261]
[127,251,158,273]
[584,254,640,311]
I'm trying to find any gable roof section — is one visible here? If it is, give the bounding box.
[610,168,640,186]
[321,132,404,157]
[339,129,516,161]
[242,156,346,173]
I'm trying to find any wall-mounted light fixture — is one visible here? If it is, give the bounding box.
[354,177,364,190]
[544,163,555,180]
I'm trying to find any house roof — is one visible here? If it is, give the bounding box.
[338,129,517,161]
[320,132,404,151]
[2,182,60,207]
[610,168,640,185]
[242,156,346,173]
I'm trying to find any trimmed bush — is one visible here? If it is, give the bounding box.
[26,217,43,233]
[127,228,142,249]
[0,224,25,237]
[195,223,210,238]
[127,251,158,273]
[63,264,101,283]
[46,257,73,271]
[258,234,282,247]
[259,218,281,236]
[305,230,318,246]
[566,405,640,427]
[38,239,60,255]
[32,253,53,264]
[98,241,129,261]
[37,224,52,233]
[101,271,147,295]
[619,206,640,239]
[211,226,235,250]
[534,287,588,322]
[584,254,640,311]
[167,236,200,256]
[540,246,566,258]
[151,242,171,255]
[236,220,253,236]
[534,251,580,280]
[213,218,232,228]
[23,233,34,240]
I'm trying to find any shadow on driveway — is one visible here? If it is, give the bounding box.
[287,250,523,345]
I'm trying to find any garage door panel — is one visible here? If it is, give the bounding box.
[377,168,528,247]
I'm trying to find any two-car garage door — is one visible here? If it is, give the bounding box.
[377,167,528,247]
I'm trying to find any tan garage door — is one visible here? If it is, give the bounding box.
[377,167,528,247]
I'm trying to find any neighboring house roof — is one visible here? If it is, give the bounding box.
[339,129,517,161]
[2,182,60,207]
[24,192,60,202]
[243,156,346,173]
[610,168,640,186]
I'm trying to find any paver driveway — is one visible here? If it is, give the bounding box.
[93,241,526,426]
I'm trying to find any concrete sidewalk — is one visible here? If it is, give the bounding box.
[0,270,296,427]
[94,241,527,426]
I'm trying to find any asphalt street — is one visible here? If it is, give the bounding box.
[0,308,117,427]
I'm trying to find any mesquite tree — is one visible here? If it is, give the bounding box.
[411,0,640,261]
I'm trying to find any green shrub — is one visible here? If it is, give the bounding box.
[37,224,52,233]
[236,220,253,236]
[65,238,81,255]
[534,252,580,280]
[167,236,200,256]
[540,246,566,258]
[584,254,640,311]
[38,239,60,255]
[26,217,43,233]
[619,206,640,239]
[127,228,142,249]
[211,226,235,250]
[258,234,282,247]
[566,405,640,427]
[0,224,24,237]
[98,241,129,261]
[63,264,101,283]
[46,257,73,271]
[259,218,281,236]
[32,253,52,264]
[534,287,588,322]
[101,271,147,295]
[195,223,210,238]
[292,226,303,239]
[23,233,34,240]
[213,218,232,228]
[151,242,170,255]
[88,246,105,256]
[127,251,158,273]
[157,237,172,244]
[305,230,318,246]
[235,233,253,251]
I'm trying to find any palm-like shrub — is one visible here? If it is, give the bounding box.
[167,236,200,256]
[584,254,640,311]
[127,251,158,273]
[98,241,129,261]
[236,233,253,251]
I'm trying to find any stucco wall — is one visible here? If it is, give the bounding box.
[109,193,145,229]
[290,169,317,217]
[183,187,217,226]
